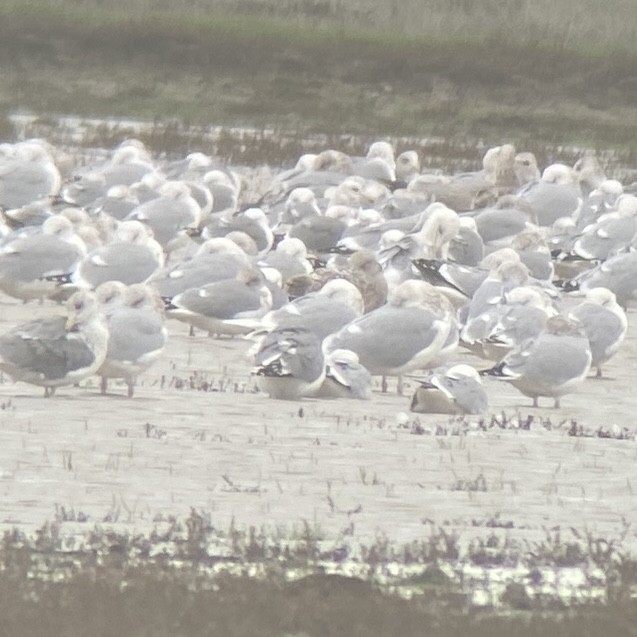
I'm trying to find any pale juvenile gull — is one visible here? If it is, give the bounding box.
[567,287,627,377]
[98,283,168,397]
[410,364,488,415]
[573,152,607,196]
[407,144,515,211]
[395,150,421,184]
[253,326,326,400]
[512,152,541,188]
[318,349,372,400]
[346,250,389,312]
[0,290,109,396]
[480,316,592,408]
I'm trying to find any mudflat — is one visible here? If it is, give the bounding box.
[0,293,635,551]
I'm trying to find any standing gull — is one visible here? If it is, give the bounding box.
[324,280,455,394]
[480,316,592,408]
[567,287,627,377]
[98,283,168,397]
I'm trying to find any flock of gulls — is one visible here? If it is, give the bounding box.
[0,137,634,413]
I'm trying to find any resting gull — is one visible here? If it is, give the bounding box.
[167,268,273,336]
[253,326,326,400]
[318,349,373,400]
[0,290,109,396]
[410,364,488,415]
[72,220,164,289]
[0,141,61,211]
[0,215,86,301]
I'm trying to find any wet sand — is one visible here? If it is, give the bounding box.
[0,294,635,552]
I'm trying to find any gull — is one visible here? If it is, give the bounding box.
[567,287,627,377]
[253,326,326,400]
[480,316,592,408]
[0,290,109,396]
[410,364,488,415]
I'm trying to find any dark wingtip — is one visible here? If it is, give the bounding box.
[327,245,355,255]
[559,279,580,293]
[479,362,507,377]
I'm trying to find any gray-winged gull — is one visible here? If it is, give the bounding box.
[567,287,627,377]
[253,326,326,400]
[480,315,592,408]
[0,290,109,396]
[202,208,273,255]
[125,180,201,251]
[480,286,556,361]
[72,220,164,289]
[0,215,86,301]
[563,250,637,309]
[0,142,61,211]
[98,283,168,397]
[410,364,488,415]
[318,349,372,400]
[258,278,363,341]
[517,163,581,227]
[324,280,455,393]
[257,237,313,283]
[167,268,273,336]
[571,194,637,261]
[149,237,251,304]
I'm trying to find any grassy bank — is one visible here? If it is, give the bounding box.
[1,512,637,636]
[1,1,637,153]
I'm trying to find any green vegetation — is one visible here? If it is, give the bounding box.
[1,0,637,154]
